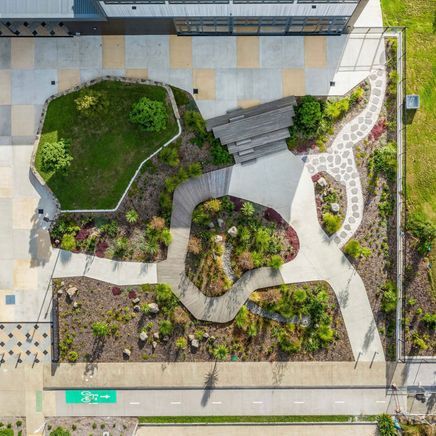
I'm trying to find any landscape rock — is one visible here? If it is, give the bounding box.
[217,218,224,228]
[317,177,328,188]
[210,336,216,342]
[148,303,159,314]
[152,341,157,350]
[330,203,340,213]
[72,301,79,309]
[123,348,131,357]
[132,297,140,304]
[203,332,210,340]
[191,339,200,350]
[139,331,148,341]
[163,336,169,342]
[66,287,78,299]
[188,334,195,342]
[57,289,64,296]
[60,281,65,287]
[133,305,141,312]
[227,226,238,237]
[153,332,160,340]
[208,222,215,229]
[214,235,223,243]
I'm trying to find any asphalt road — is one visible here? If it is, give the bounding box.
[54,387,406,416]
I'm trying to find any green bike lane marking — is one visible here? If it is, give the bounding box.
[66,390,117,404]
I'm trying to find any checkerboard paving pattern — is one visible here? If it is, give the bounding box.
[0,323,51,364]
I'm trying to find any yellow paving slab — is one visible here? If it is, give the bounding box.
[12,197,38,230]
[102,35,125,69]
[13,259,38,290]
[11,105,35,136]
[237,99,261,109]
[0,167,12,198]
[237,36,259,68]
[58,69,81,92]
[282,69,306,96]
[304,36,327,68]
[125,69,148,79]
[0,71,11,105]
[11,39,35,69]
[193,69,215,100]
[170,36,192,68]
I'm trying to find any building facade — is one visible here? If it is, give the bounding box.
[0,0,368,37]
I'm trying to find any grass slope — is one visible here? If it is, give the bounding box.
[36,81,178,210]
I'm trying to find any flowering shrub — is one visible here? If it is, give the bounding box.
[369,118,387,141]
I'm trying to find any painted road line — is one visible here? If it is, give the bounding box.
[252,401,263,404]
[170,401,181,405]
[376,400,386,403]
[335,401,345,404]
[294,401,305,404]
[129,402,140,405]
[212,401,222,405]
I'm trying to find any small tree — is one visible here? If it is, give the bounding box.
[125,209,139,224]
[129,97,167,132]
[376,414,396,436]
[40,139,73,174]
[92,321,109,338]
[213,344,229,361]
[295,96,322,137]
[175,337,188,350]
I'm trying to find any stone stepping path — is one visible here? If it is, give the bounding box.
[304,68,387,247]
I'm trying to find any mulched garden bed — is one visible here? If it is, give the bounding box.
[312,172,347,236]
[45,417,137,436]
[185,196,299,297]
[54,277,352,363]
[49,88,233,262]
[346,40,398,360]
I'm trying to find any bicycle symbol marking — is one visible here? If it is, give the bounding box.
[80,391,99,403]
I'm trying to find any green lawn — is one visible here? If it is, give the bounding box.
[381,0,436,275]
[138,415,377,424]
[35,80,178,210]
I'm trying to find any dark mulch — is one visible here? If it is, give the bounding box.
[55,277,352,363]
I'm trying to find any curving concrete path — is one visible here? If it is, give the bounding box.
[304,68,387,247]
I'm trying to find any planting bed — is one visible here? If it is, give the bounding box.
[49,87,233,262]
[54,277,352,363]
[45,417,137,436]
[185,196,299,297]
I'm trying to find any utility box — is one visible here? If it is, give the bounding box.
[406,94,420,109]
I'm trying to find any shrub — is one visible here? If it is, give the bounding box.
[67,350,78,362]
[237,251,254,270]
[74,89,108,116]
[61,233,76,251]
[159,228,172,246]
[235,306,249,330]
[247,323,258,338]
[49,428,71,436]
[143,239,159,256]
[421,313,436,329]
[92,321,109,338]
[343,239,372,259]
[129,97,167,132]
[412,332,428,350]
[350,86,364,104]
[171,86,190,106]
[324,98,349,120]
[241,201,255,217]
[254,228,271,252]
[183,110,207,137]
[213,344,229,360]
[277,330,301,353]
[125,209,139,224]
[203,198,222,214]
[370,142,397,181]
[156,283,177,309]
[159,320,174,336]
[173,306,190,325]
[317,324,335,343]
[381,281,397,313]
[188,236,202,255]
[322,212,341,235]
[159,143,180,167]
[295,96,322,137]
[407,214,436,255]
[175,337,188,350]
[292,288,307,304]
[211,143,233,165]
[40,139,73,174]
[149,216,166,231]
[269,255,284,270]
[0,430,13,436]
[376,414,396,436]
